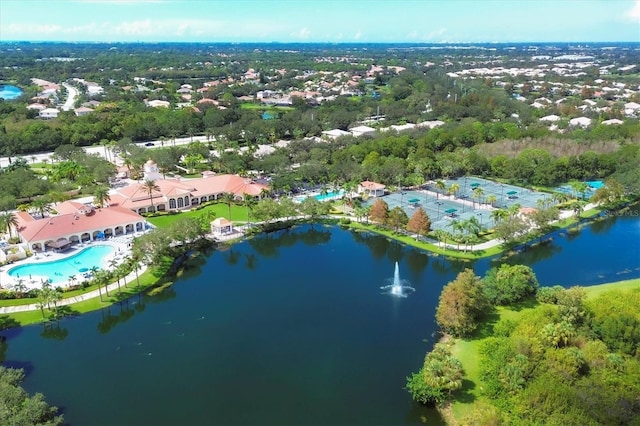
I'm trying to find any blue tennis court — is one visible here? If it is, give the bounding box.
[363,176,555,232]
[365,188,495,232]
[439,177,552,209]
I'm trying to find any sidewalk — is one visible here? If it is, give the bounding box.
[0,265,147,314]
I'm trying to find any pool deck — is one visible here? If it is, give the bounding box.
[0,235,137,292]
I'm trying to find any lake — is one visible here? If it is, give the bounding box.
[3,216,639,425]
[0,85,24,100]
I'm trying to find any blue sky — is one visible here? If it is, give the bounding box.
[1,0,639,43]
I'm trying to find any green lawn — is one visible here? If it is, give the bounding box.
[146,202,250,228]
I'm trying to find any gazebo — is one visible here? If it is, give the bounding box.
[211,218,233,237]
[444,208,458,217]
[506,190,518,199]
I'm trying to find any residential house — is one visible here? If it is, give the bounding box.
[39,108,60,119]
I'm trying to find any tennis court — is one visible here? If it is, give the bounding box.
[363,176,553,232]
[365,188,495,232]
[437,177,551,209]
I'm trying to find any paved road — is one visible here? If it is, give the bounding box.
[0,135,213,168]
[61,83,78,111]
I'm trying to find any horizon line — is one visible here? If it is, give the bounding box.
[2,40,639,45]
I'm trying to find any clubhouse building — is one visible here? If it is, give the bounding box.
[109,161,269,214]
[14,202,146,252]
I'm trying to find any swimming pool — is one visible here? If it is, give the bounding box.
[556,180,602,200]
[295,190,345,203]
[8,245,115,286]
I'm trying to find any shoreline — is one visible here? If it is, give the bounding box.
[0,203,636,324]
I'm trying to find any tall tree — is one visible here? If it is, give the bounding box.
[436,268,489,337]
[369,198,389,224]
[142,179,160,212]
[93,186,111,208]
[406,207,431,239]
[387,206,409,232]
[221,192,235,219]
[0,212,19,238]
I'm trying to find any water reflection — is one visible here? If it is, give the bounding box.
[350,230,390,259]
[404,249,429,278]
[40,322,68,340]
[248,226,332,258]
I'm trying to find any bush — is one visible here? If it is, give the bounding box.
[483,264,539,305]
[406,342,463,405]
[0,290,16,300]
[339,218,351,225]
[536,285,564,304]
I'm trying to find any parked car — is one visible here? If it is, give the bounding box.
[144,142,155,147]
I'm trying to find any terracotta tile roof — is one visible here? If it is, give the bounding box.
[110,174,268,210]
[360,181,386,190]
[16,206,144,243]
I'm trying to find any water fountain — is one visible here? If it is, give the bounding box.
[381,262,415,297]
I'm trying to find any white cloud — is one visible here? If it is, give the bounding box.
[427,28,447,39]
[4,23,63,35]
[290,27,311,40]
[73,0,168,4]
[353,30,362,40]
[625,0,640,20]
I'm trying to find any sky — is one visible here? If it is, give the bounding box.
[1,0,639,43]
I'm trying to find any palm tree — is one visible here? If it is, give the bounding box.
[93,186,111,208]
[448,183,460,199]
[91,267,104,302]
[221,192,235,219]
[486,194,497,207]
[552,192,570,206]
[472,187,484,208]
[35,289,49,321]
[434,180,446,199]
[243,193,256,226]
[259,188,271,200]
[12,279,27,298]
[30,196,52,218]
[68,275,78,288]
[142,179,160,212]
[116,264,129,288]
[508,203,522,218]
[0,212,19,238]
[449,219,464,250]
[49,289,62,319]
[490,208,509,226]
[125,255,142,289]
[108,259,122,293]
[570,181,589,200]
[96,269,110,298]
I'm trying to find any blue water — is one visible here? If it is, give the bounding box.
[8,245,115,285]
[0,84,23,100]
[294,190,345,203]
[316,190,344,201]
[556,180,603,199]
[2,216,638,425]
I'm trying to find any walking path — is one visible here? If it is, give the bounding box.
[0,264,147,314]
